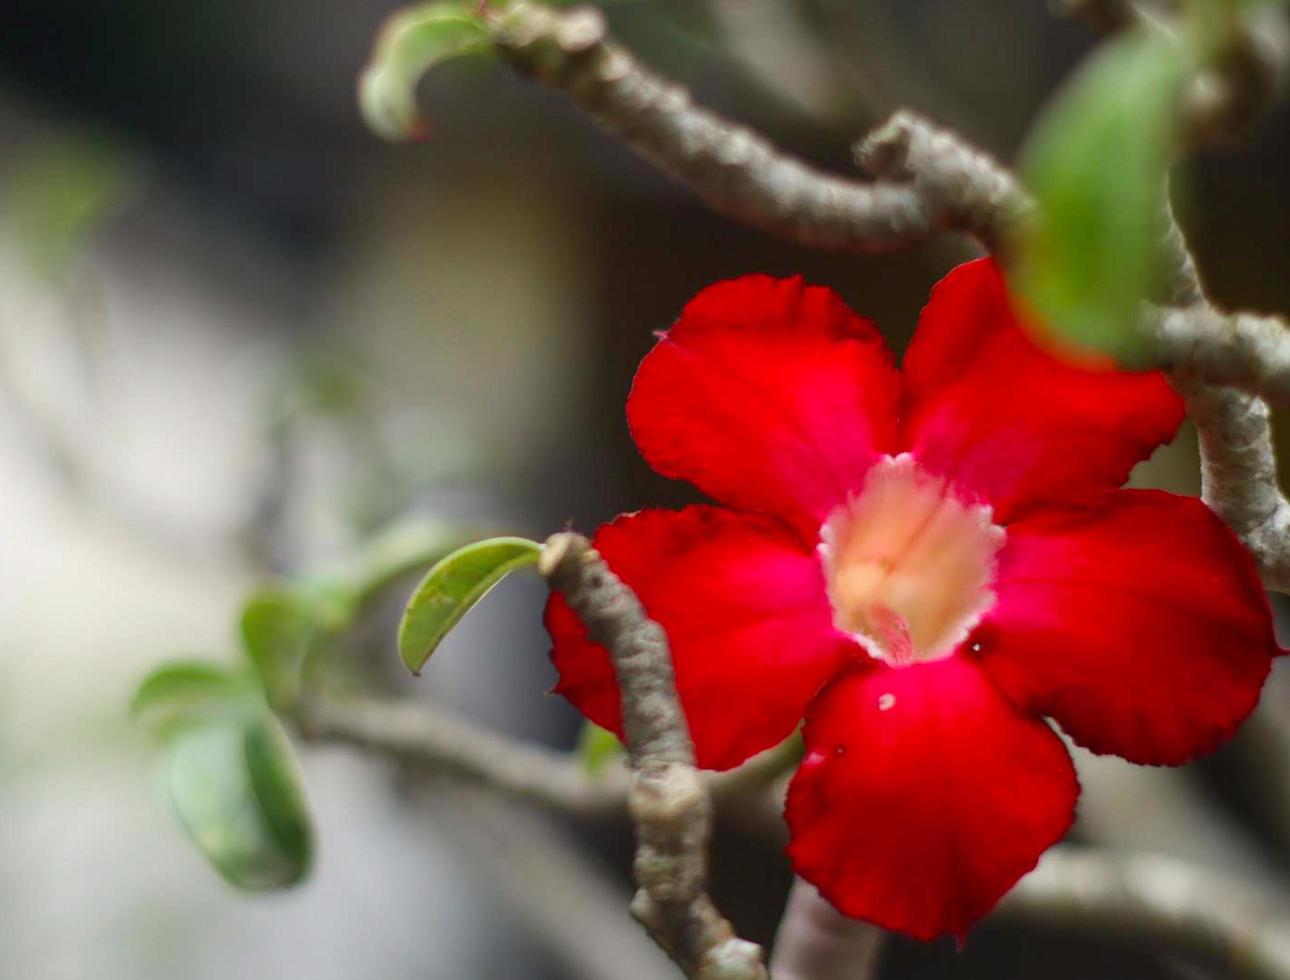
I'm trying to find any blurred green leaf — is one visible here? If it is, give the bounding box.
[168,715,313,890]
[577,721,624,777]
[3,132,141,279]
[239,522,482,701]
[243,718,314,882]
[132,661,258,738]
[240,590,325,710]
[398,536,542,674]
[346,520,483,607]
[359,1,492,141]
[1011,32,1188,362]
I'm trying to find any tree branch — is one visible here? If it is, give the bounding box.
[769,878,884,980]
[294,689,791,826]
[488,3,1019,253]
[1145,188,1290,592]
[295,692,627,817]
[999,846,1290,980]
[1145,305,1290,406]
[851,110,1029,249]
[539,531,768,980]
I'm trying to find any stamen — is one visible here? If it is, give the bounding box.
[819,454,1004,666]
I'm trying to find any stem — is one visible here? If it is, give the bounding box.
[540,531,768,980]
[769,878,884,980]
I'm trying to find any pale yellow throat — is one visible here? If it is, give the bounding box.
[819,454,1005,667]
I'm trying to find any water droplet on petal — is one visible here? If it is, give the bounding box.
[877,693,896,711]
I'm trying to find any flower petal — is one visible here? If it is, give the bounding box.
[977,490,1276,765]
[628,275,901,540]
[785,657,1077,941]
[903,259,1183,522]
[546,506,854,770]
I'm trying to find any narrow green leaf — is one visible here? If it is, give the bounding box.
[577,721,624,778]
[1011,32,1188,362]
[358,2,492,141]
[131,661,258,738]
[168,715,313,890]
[398,536,542,674]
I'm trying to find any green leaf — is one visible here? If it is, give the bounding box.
[239,524,480,700]
[1010,32,1189,362]
[358,2,492,141]
[398,536,542,674]
[239,590,321,709]
[168,715,313,890]
[243,718,314,882]
[131,660,258,738]
[345,520,482,608]
[577,721,624,778]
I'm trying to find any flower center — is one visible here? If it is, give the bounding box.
[819,454,1004,667]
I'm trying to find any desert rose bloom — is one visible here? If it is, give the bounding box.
[545,258,1279,940]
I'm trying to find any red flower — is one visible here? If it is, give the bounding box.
[545,258,1278,940]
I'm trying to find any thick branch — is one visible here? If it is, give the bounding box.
[539,531,768,980]
[852,110,1029,249]
[488,3,1020,252]
[1175,376,1290,592]
[769,878,884,980]
[999,846,1290,980]
[1148,191,1290,592]
[1146,305,1290,406]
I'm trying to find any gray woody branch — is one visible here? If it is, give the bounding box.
[295,692,626,817]
[296,690,792,824]
[769,879,884,980]
[1151,192,1290,592]
[489,2,1024,251]
[539,531,769,979]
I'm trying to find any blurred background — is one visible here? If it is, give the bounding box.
[2,1,1289,978]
